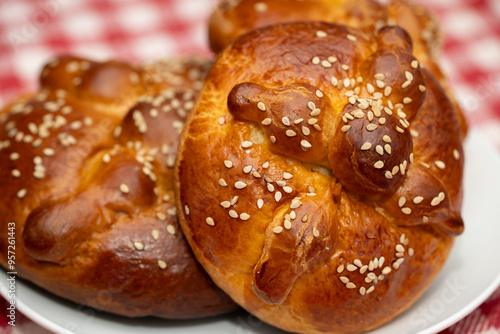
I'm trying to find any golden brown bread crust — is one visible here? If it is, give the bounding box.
[208,0,468,138]
[0,55,239,318]
[176,21,465,333]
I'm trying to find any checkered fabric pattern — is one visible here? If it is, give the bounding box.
[0,0,499,333]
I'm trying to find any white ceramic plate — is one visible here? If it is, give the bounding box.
[1,129,500,334]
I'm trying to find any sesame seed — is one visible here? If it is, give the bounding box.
[156,212,167,221]
[273,226,283,234]
[219,178,227,187]
[366,286,375,294]
[270,136,276,143]
[376,145,384,155]
[366,83,375,94]
[240,213,250,221]
[308,118,318,125]
[300,140,312,149]
[413,196,424,204]
[337,264,344,273]
[382,266,392,275]
[321,60,332,68]
[376,80,385,88]
[384,144,392,154]
[453,149,460,160]
[366,124,378,131]
[341,125,351,132]
[285,129,297,137]
[405,71,414,82]
[261,118,272,125]
[241,141,253,148]
[221,201,231,208]
[218,117,225,125]
[281,220,291,230]
[133,242,144,251]
[119,184,130,194]
[403,97,412,104]
[17,189,27,199]
[384,86,392,96]
[282,186,293,194]
[166,225,176,235]
[409,248,415,256]
[344,78,351,88]
[9,152,19,160]
[419,85,426,92]
[302,215,308,222]
[243,165,252,173]
[339,276,349,284]
[328,56,337,63]
[229,210,238,218]
[346,282,356,289]
[310,108,321,117]
[423,216,429,222]
[367,111,374,121]
[359,287,366,295]
[374,161,384,169]
[235,181,247,189]
[374,73,385,80]
[353,110,364,118]
[290,200,301,209]
[385,171,393,179]
[347,264,357,271]
[184,205,190,215]
[204,217,214,226]
[353,259,362,267]
[341,64,349,71]
[411,60,419,69]
[257,102,266,111]
[257,199,264,209]
[393,262,400,269]
[346,34,357,41]
[313,227,320,238]
[281,117,291,126]
[409,153,414,163]
[431,197,441,206]
[396,126,405,133]
[312,56,320,65]
[157,260,167,269]
[316,90,323,98]
[361,142,372,150]
[316,30,327,38]
[398,196,406,207]
[274,191,282,202]
[396,244,405,253]
[224,160,233,168]
[434,160,446,169]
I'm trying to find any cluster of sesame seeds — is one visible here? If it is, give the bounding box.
[1,90,105,200]
[143,57,209,90]
[337,234,414,295]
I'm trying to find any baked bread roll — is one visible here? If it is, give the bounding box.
[0,55,238,318]
[209,0,467,136]
[175,21,465,333]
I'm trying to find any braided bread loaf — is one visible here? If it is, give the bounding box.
[0,55,238,318]
[175,19,465,333]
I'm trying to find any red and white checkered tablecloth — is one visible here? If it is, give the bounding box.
[0,0,499,333]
